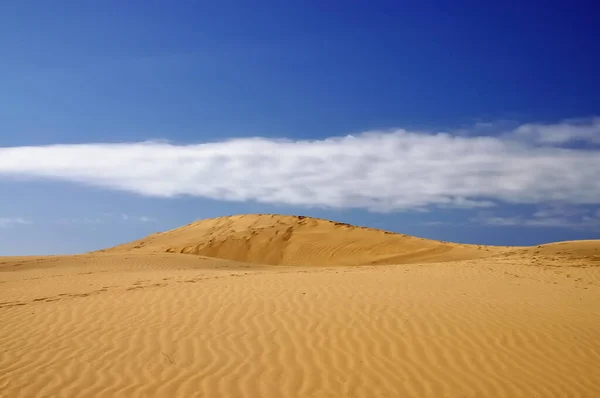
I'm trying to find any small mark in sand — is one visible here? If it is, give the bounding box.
[162,352,175,365]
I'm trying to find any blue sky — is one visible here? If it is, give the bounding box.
[1,1,599,255]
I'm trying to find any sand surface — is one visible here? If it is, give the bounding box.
[1,214,600,397]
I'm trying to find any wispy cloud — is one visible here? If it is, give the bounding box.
[474,204,600,230]
[122,214,155,222]
[507,117,600,145]
[0,217,31,228]
[58,217,105,225]
[420,221,446,226]
[59,214,155,225]
[1,118,599,212]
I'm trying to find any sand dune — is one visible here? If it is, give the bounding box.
[102,214,506,265]
[2,214,600,397]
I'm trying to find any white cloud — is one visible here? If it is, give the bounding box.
[1,118,599,212]
[507,117,600,145]
[0,217,31,228]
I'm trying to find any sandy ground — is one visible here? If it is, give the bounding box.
[1,215,600,397]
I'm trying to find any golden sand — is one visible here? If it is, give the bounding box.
[1,214,599,397]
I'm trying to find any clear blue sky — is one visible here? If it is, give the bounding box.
[1,1,599,255]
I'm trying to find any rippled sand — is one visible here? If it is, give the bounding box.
[2,215,599,397]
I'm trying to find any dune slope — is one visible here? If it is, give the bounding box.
[102,214,502,266]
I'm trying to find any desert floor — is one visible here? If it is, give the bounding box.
[1,215,599,397]
[2,253,600,398]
